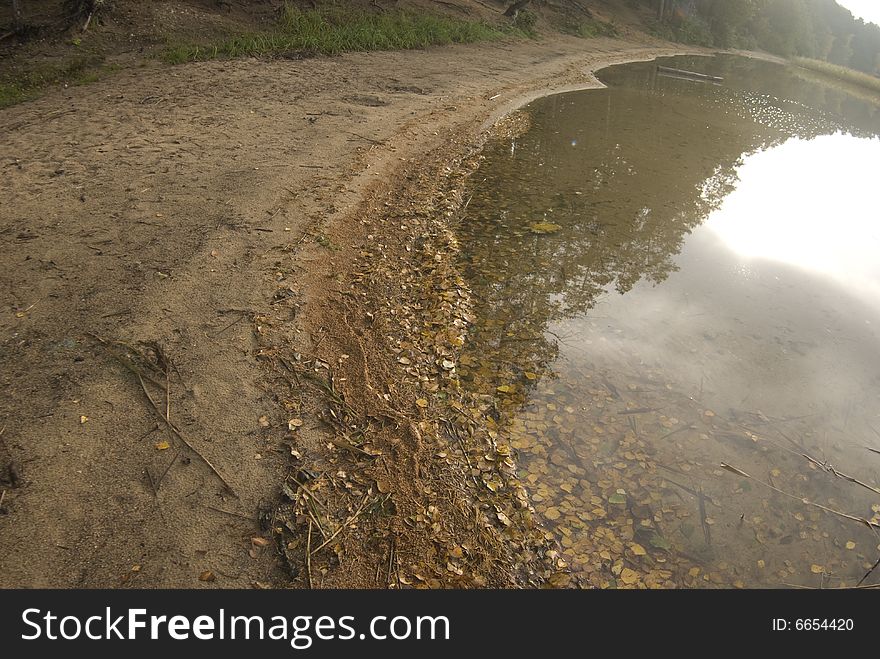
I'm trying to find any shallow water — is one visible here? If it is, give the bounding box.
[457,55,880,588]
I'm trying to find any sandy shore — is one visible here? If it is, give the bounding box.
[0,34,699,588]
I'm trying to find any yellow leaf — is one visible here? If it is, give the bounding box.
[524,371,537,380]
[810,564,824,574]
[155,440,170,450]
[496,385,514,393]
[629,543,647,556]
[79,415,89,424]
[757,559,766,569]
[620,568,640,585]
[845,541,856,550]
[528,222,562,235]
[416,398,429,408]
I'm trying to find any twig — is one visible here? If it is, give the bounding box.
[101,309,132,318]
[345,131,384,145]
[698,486,711,546]
[153,450,181,493]
[288,475,329,511]
[802,453,880,496]
[386,535,396,588]
[136,374,237,496]
[208,312,247,337]
[328,436,375,458]
[857,555,880,587]
[311,494,371,554]
[306,520,313,589]
[720,463,880,529]
[305,503,327,539]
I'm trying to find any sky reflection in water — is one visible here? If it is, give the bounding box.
[458,55,880,588]
[707,133,880,314]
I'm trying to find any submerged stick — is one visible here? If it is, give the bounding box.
[719,463,880,530]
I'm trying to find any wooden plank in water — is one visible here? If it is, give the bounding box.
[657,65,724,82]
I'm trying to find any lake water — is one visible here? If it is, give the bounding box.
[457,55,880,588]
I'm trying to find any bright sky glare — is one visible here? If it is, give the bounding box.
[836,0,880,26]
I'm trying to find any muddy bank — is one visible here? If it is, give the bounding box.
[0,34,698,588]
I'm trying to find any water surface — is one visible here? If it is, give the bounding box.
[458,55,880,588]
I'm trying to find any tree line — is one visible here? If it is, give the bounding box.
[645,0,880,75]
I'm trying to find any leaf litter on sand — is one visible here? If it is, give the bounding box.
[257,110,565,589]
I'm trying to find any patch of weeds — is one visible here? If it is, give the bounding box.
[0,55,108,108]
[793,57,880,95]
[509,10,538,38]
[574,17,619,39]
[162,4,515,63]
[315,234,340,250]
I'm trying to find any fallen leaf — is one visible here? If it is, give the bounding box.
[155,440,170,450]
[528,222,562,234]
[810,564,824,574]
[199,570,216,582]
[845,541,856,550]
[619,568,640,585]
[629,543,647,556]
[79,415,89,424]
[416,398,429,408]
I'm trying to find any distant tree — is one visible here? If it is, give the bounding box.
[11,0,24,29]
[828,32,854,65]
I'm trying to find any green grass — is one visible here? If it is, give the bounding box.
[792,57,880,95]
[163,6,520,64]
[0,56,110,109]
[573,17,619,39]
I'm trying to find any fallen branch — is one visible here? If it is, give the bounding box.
[136,374,237,496]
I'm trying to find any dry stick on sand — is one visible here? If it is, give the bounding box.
[135,374,237,496]
[311,494,371,555]
[92,334,237,495]
[306,520,314,590]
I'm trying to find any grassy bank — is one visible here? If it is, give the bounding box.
[163,6,524,64]
[792,57,880,95]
